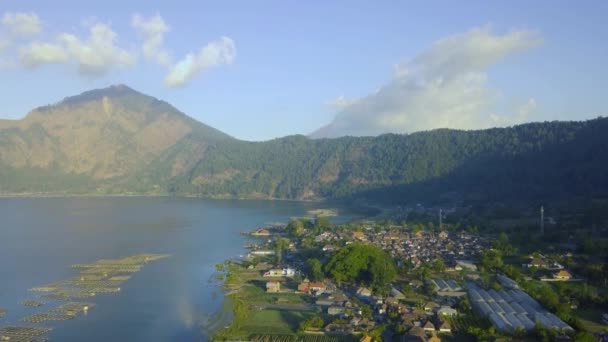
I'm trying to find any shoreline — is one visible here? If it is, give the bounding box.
[202,295,235,337]
[0,194,383,216]
[0,192,319,202]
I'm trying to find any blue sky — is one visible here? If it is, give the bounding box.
[0,1,607,140]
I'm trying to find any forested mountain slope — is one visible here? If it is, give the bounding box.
[167,119,608,203]
[1,85,606,204]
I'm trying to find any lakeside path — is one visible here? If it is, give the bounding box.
[254,304,315,311]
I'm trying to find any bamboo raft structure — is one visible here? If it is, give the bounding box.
[43,288,97,301]
[29,254,170,301]
[54,302,95,315]
[0,326,52,342]
[21,301,96,324]
[22,312,75,323]
[20,300,46,307]
[1,253,170,341]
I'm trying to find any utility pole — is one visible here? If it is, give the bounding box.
[540,206,544,235]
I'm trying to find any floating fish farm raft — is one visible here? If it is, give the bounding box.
[0,253,170,341]
[22,312,75,323]
[21,300,46,307]
[55,302,95,315]
[466,277,573,333]
[21,302,96,323]
[0,326,52,342]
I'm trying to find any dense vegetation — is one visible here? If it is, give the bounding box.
[324,244,397,292]
[169,117,608,204]
[2,85,608,206]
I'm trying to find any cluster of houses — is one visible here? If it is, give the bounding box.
[315,228,489,271]
[263,267,296,278]
[249,223,486,339]
[522,255,576,281]
[251,228,272,236]
[264,267,297,293]
[248,223,287,237]
[289,278,461,337]
[297,278,327,295]
[249,221,577,339]
[266,281,281,293]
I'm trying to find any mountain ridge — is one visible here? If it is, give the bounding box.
[1,85,607,205]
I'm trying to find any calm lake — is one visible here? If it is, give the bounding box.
[0,197,362,341]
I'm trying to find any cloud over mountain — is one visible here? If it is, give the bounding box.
[312,26,541,138]
[20,23,135,76]
[165,36,236,87]
[132,13,171,66]
[0,11,235,85]
[131,13,236,87]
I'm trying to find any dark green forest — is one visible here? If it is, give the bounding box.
[164,117,608,204]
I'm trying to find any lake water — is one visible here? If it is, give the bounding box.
[0,197,362,341]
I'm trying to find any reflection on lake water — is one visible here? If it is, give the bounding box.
[0,197,361,341]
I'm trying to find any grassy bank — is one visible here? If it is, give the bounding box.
[214,261,318,340]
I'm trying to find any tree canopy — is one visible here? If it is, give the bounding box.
[324,244,397,291]
[286,219,305,237]
[306,258,324,281]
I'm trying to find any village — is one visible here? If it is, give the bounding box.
[215,214,608,342]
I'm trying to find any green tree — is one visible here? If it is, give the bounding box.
[286,219,305,237]
[534,322,557,342]
[298,316,325,332]
[574,331,598,342]
[513,326,527,338]
[432,258,445,272]
[313,216,331,234]
[325,244,397,291]
[361,304,373,319]
[306,258,324,281]
[481,249,503,271]
[416,264,431,281]
[493,232,516,256]
[274,238,289,265]
[368,324,386,342]
[423,281,437,296]
[458,296,471,313]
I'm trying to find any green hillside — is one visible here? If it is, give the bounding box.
[1,85,607,205]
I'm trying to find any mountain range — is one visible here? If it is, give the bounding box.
[1,85,607,205]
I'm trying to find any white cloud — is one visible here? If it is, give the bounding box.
[20,42,68,66]
[491,98,537,125]
[0,11,43,58]
[19,23,135,77]
[519,98,537,118]
[132,13,171,66]
[325,95,359,110]
[165,36,236,87]
[312,26,541,138]
[2,11,234,85]
[133,14,236,86]
[2,12,42,37]
[0,36,10,52]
